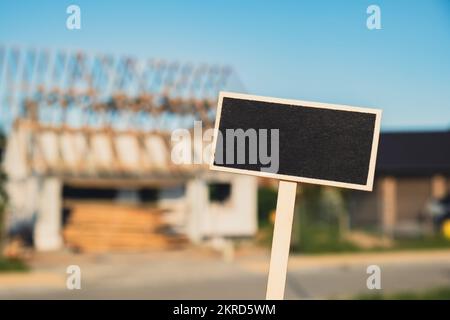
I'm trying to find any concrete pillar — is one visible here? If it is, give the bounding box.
[380,176,397,237]
[231,175,258,235]
[5,176,40,233]
[431,175,447,199]
[185,178,208,243]
[34,177,63,251]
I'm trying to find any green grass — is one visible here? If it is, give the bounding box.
[257,185,450,255]
[259,222,450,255]
[291,223,361,254]
[393,236,450,251]
[293,233,450,255]
[355,287,450,300]
[0,257,29,272]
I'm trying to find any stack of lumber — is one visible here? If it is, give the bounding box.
[63,202,186,253]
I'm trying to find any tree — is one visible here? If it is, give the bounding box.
[0,131,8,255]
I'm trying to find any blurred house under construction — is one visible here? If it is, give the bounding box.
[1,46,448,253]
[0,46,257,252]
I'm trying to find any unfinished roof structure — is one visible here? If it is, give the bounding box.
[0,46,244,181]
[0,46,257,252]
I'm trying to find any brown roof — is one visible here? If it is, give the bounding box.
[376,131,450,176]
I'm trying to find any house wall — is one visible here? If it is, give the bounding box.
[205,175,257,238]
[396,178,431,223]
[185,173,258,242]
[348,188,380,228]
[349,176,437,233]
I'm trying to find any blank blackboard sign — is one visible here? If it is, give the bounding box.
[209,91,382,299]
[210,92,382,191]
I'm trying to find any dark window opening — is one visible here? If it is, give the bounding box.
[208,183,231,203]
[138,188,159,203]
[62,185,159,203]
[63,185,118,200]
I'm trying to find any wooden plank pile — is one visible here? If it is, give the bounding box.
[63,202,187,253]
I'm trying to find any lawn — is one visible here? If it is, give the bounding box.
[0,257,29,272]
[257,185,450,255]
[355,287,450,300]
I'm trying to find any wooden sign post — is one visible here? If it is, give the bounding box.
[210,92,382,300]
[266,180,297,299]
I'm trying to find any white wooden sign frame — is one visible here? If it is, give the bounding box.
[210,91,382,191]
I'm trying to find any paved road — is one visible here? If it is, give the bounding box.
[1,248,450,299]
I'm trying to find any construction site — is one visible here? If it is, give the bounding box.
[0,1,449,302]
[0,46,258,254]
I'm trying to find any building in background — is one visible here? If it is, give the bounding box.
[1,46,449,253]
[350,131,450,237]
[0,46,257,252]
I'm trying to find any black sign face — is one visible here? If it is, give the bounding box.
[210,92,382,191]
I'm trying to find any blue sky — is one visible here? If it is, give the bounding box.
[0,0,449,131]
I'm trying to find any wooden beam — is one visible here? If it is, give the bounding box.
[431,175,447,199]
[380,176,397,237]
